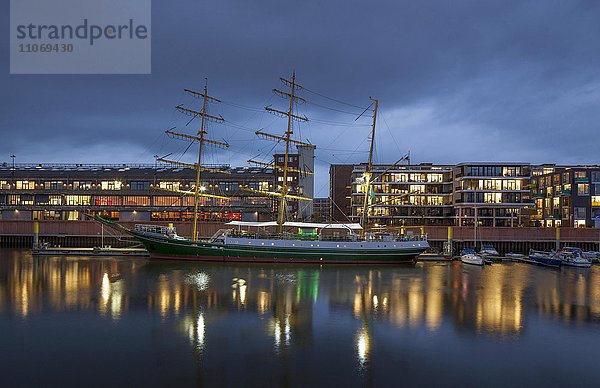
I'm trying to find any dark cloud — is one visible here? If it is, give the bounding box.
[2,0,600,194]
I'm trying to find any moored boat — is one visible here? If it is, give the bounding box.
[557,247,592,268]
[479,243,500,258]
[528,249,562,268]
[111,220,428,264]
[460,247,484,266]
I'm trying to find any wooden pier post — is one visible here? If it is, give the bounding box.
[555,226,560,251]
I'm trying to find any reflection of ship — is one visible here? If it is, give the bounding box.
[96,73,428,264]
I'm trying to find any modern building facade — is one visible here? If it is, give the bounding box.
[312,198,330,222]
[0,163,275,223]
[329,164,354,222]
[532,166,600,227]
[330,161,586,227]
[349,163,454,226]
[453,163,534,227]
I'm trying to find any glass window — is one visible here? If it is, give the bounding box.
[574,207,586,219]
[16,181,35,190]
[122,196,150,206]
[101,181,123,190]
[73,181,93,190]
[592,171,600,183]
[65,195,91,206]
[44,181,64,190]
[131,181,150,191]
[158,181,179,191]
[577,184,589,196]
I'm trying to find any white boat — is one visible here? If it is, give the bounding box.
[460,248,484,266]
[558,247,592,268]
[582,251,600,262]
[479,243,499,257]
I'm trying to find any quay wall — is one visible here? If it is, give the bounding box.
[0,221,599,253]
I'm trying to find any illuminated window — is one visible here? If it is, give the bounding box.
[158,181,180,191]
[122,196,150,206]
[16,181,34,190]
[94,196,122,206]
[577,184,589,196]
[73,181,92,190]
[44,181,64,190]
[592,196,600,207]
[49,195,62,205]
[154,196,181,207]
[101,181,123,190]
[409,185,425,194]
[65,195,91,206]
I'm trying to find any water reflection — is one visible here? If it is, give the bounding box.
[2,250,600,384]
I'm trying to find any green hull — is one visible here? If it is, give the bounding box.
[133,231,427,264]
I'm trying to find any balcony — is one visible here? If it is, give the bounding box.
[574,177,588,183]
[559,189,571,196]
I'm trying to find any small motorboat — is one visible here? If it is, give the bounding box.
[461,247,484,266]
[557,248,592,268]
[480,243,500,257]
[528,249,561,268]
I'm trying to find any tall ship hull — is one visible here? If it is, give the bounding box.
[130,226,428,264]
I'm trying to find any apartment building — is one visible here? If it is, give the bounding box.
[533,166,600,227]
[453,163,534,227]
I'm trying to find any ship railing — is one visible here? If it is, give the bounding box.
[209,229,232,243]
[226,230,359,242]
[134,224,172,235]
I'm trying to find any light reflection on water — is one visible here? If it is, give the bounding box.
[1,249,600,386]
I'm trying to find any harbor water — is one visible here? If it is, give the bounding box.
[1,249,600,387]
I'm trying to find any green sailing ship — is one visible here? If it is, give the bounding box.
[99,73,429,264]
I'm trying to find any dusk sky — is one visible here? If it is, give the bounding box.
[3,0,600,196]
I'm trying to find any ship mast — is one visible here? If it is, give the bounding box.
[158,80,229,241]
[245,72,312,234]
[361,98,378,234]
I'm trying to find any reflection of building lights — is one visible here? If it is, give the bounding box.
[239,284,247,305]
[284,315,291,345]
[355,327,370,367]
[187,312,206,351]
[274,319,281,348]
[257,291,270,314]
[372,295,379,309]
[100,273,110,315]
